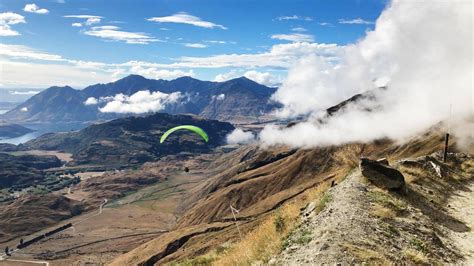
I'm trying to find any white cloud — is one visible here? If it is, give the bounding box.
[147,12,227,29]
[318,22,332,26]
[0,60,111,88]
[84,97,98,105]
[214,70,282,87]
[98,90,182,114]
[243,70,282,87]
[9,90,40,95]
[173,42,342,69]
[21,107,28,112]
[213,70,239,82]
[339,18,374,25]
[271,33,314,43]
[0,44,64,61]
[205,40,227,44]
[24,3,49,14]
[128,65,194,80]
[211,93,225,101]
[226,128,256,144]
[64,15,103,26]
[184,43,207,48]
[261,0,473,149]
[0,12,26,36]
[276,15,313,21]
[83,25,160,44]
[291,27,307,32]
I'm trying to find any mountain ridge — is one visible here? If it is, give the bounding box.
[0,75,279,124]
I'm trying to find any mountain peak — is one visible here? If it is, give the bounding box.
[117,74,148,82]
[174,76,199,82]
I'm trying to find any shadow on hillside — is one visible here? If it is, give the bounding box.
[403,186,470,233]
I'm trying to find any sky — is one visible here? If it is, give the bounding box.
[0,0,387,89]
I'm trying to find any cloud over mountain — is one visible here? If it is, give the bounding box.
[91,90,182,114]
[261,0,473,148]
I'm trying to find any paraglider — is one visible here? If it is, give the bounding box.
[160,125,209,144]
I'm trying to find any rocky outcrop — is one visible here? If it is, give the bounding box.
[360,158,405,189]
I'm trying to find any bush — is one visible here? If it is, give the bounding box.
[274,212,285,233]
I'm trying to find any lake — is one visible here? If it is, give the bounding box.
[0,122,90,145]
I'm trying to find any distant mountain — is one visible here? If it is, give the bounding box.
[0,75,278,124]
[26,113,235,166]
[0,123,35,138]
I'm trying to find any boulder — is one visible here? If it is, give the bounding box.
[377,158,389,165]
[359,158,405,189]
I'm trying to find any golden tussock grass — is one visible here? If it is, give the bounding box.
[403,249,429,264]
[371,204,396,220]
[212,181,333,265]
[332,144,364,169]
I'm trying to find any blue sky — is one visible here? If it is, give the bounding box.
[0,0,388,89]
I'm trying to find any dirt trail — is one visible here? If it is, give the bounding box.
[447,181,474,264]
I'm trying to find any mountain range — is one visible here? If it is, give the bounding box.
[0,75,279,124]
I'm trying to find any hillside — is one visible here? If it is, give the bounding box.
[0,153,62,189]
[0,124,34,138]
[109,127,473,265]
[25,113,234,166]
[0,75,278,124]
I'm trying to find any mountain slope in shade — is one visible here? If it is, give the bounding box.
[0,123,35,138]
[25,113,234,166]
[0,75,278,124]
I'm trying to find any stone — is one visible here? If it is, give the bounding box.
[377,158,389,165]
[359,158,405,189]
[302,202,316,217]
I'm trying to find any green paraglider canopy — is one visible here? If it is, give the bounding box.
[160,125,209,144]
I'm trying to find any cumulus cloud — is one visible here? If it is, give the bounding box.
[24,3,49,14]
[226,128,256,144]
[147,12,227,29]
[84,97,98,105]
[243,71,282,87]
[339,18,374,25]
[261,0,473,148]
[98,90,182,114]
[184,43,207,48]
[0,12,25,36]
[83,25,160,44]
[271,33,314,43]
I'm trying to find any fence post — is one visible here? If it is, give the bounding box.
[443,133,449,162]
